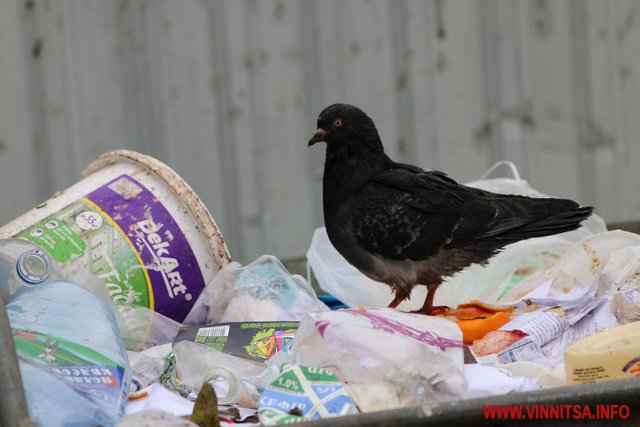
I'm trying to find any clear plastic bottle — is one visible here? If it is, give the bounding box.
[0,238,60,303]
[2,239,131,426]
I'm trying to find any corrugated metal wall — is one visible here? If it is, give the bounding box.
[1,0,639,263]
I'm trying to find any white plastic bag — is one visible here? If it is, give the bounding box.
[306,161,606,309]
[290,308,465,412]
[184,255,327,325]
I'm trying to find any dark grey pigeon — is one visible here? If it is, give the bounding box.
[308,103,593,314]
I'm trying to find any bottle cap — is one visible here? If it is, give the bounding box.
[17,249,51,285]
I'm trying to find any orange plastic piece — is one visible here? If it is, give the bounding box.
[456,311,511,345]
[128,391,149,400]
[438,300,514,320]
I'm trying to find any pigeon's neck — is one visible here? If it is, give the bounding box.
[322,142,390,203]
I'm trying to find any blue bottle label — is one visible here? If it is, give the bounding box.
[12,329,128,413]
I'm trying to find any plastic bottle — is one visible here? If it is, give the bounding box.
[0,238,60,303]
[2,239,131,426]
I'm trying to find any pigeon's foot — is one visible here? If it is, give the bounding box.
[407,305,449,316]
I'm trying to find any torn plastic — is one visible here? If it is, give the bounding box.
[599,245,640,324]
[128,351,165,393]
[501,230,640,306]
[172,340,266,408]
[184,255,327,326]
[289,308,466,412]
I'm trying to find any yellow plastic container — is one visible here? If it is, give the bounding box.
[565,321,640,384]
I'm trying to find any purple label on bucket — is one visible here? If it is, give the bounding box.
[85,174,205,321]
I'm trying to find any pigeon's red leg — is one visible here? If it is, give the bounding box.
[388,296,402,309]
[412,284,448,315]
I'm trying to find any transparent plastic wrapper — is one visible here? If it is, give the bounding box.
[127,351,165,392]
[184,255,327,325]
[7,280,132,427]
[501,230,640,306]
[599,245,640,324]
[307,162,606,309]
[70,266,183,351]
[114,303,183,351]
[173,340,267,408]
[290,308,465,412]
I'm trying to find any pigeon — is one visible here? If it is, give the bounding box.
[308,103,594,314]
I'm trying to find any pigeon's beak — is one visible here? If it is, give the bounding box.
[308,128,327,146]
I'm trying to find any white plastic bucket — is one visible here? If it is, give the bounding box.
[0,150,230,322]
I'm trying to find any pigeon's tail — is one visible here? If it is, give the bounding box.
[506,206,593,239]
[495,200,594,242]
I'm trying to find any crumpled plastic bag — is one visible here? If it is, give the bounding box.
[289,308,465,412]
[592,243,640,324]
[172,340,276,408]
[127,350,166,393]
[501,230,640,305]
[306,162,606,310]
[184,255,327,325]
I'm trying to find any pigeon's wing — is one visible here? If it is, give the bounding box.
[427,174,592,248]
[351,168,494,261]
[351,165,592,262]
[447,191,592,247]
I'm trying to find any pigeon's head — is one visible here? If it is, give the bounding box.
[308,104,383,153]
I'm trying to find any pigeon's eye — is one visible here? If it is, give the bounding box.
[333,118,343,128]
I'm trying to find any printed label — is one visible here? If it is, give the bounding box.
[622,357,640,377]
[499,311,568,347]
[497,336,543,364]
[343,309,463,351]
[12,329,127,411]
[258,365,357,424]
[18,174,206,321]
[570,366,610,383]
[175,321,299,363]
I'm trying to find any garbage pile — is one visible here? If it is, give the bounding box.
[1,151,639,427]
